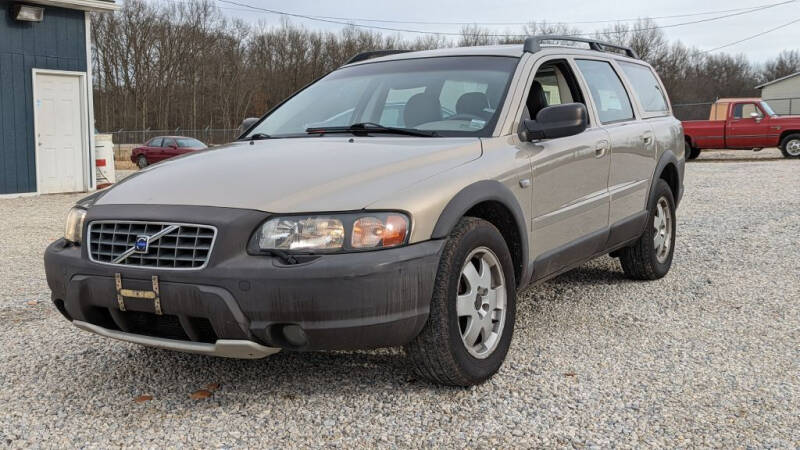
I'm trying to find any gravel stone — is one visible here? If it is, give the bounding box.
[0,150,798,447]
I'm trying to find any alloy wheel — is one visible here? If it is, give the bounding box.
[456,246,507,359]
[653,197,673,263]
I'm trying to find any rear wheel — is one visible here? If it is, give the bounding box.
[137,155,148,169]
[405,217,516,386]
[618,179,676,280]
[780,134,800,158]
[685,139,701,160]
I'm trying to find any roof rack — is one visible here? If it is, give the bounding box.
[524,35,639,59]
[345,49,412,65]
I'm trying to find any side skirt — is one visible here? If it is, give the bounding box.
[527,211,647,285]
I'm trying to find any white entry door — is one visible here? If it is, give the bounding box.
[34,72,86,194]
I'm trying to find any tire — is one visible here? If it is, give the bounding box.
[405,217,516,386]
[779,133,800,158]
[618,179,676,280]
[685,139,701,160]
[137,155,148,169]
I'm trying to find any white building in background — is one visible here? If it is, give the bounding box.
[756,72,800,116]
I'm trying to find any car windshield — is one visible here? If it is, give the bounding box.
[245,56,519,138]
[760,101,776,116]
[176,138,206,148]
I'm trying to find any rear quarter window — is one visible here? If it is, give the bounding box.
[618,62,669,114]
[575,59,635,124]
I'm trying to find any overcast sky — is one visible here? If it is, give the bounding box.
[177,0,799,63]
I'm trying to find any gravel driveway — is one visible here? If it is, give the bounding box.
[1,150,798,447]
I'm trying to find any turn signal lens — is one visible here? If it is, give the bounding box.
[352,214,408,249]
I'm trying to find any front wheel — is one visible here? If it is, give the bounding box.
[405,217,516,386]
[780,134,800,158]
[137,155,148,169]
[618,179,676,280]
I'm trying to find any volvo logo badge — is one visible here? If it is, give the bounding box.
[134,235,150,253]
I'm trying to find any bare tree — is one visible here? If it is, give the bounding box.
[91,0,797,130]
[762,50,800,82]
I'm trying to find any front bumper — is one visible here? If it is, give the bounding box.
[45,204,443,354]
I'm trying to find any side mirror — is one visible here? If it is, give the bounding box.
[521,103,588,141]
[239,117,259,136]
[749,111,763,121]
[170,144,178,149]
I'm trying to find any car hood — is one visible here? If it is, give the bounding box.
[97,137,482,212]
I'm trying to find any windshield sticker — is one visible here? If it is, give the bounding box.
[470,119,486,129]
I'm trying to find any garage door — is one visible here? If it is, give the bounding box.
[34,72,86,194]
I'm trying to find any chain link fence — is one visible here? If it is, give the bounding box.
[673,97,800,121]
[107,128,241,146]
[105,97,799,169]
[103,128,241,169]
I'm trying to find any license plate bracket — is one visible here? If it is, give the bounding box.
[114,273,162,315]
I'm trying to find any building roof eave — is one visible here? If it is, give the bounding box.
[25,0,119,12]
[755,71,800,90]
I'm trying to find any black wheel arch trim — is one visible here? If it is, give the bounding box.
[652,149,684,208]
[431,180,531,287]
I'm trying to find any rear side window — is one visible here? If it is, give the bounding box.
[618,62,668,113]
[439,80,489,114]
[176,138,206,148]
[575,59,634,123]
[379,87,426,126]
[710,102,729,120]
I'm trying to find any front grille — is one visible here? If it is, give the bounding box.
[88,221,216,269]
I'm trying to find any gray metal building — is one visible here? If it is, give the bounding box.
[0,0,117,197]
[756,72,800,116]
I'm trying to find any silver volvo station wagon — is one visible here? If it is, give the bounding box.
[45,36,684,386]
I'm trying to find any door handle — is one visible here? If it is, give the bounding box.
[642,134,653,145]
[594,142,608,158]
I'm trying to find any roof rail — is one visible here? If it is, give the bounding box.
[524,35,639,59]
[345,49,412,65]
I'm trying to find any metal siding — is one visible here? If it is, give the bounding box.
[0,0,86,194]
[761,77,800,116]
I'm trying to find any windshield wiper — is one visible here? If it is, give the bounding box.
[245,133,271,141]
[305,122,437,137]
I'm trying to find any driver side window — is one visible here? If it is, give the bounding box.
[733,103,761,119]
[524,60,584,121]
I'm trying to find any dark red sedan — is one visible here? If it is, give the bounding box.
[130,136,207,168]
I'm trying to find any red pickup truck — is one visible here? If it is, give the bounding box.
[683,98,800,159]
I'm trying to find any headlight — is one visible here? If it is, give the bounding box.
[258,216,345,251]
[252,212,409,253]
[64,207,87,244]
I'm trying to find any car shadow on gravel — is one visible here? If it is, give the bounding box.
[64,343,463,406]
[543,258,634,286]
